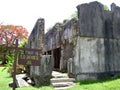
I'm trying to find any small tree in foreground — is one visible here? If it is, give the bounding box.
[0,24,28,64]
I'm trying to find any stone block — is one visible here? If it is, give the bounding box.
[77,1,105,37]
[106,39,120,71]
[112,4,120,39]
[73,37,106,80]
[30,55,52,85]
[104,11,113,38]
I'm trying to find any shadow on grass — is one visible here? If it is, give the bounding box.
[30,78,52,88]
[76,76,120,85]
[34,83,51,88]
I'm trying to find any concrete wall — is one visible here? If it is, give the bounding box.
[27,1,120,81]
[73,1,120,80]
[27,18,52,85]
[44,19,78,71]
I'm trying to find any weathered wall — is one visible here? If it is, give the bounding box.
[44,19,78,71]
[60,19,78,71]
[27,1,120,81]
[73,1,120,80]
[27,18,52,85]
[27,18,44,50]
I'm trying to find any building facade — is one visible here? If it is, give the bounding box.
[28,1,120,81]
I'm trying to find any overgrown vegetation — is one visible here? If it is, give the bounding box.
[104,5,109,11]
[0,24,28,64]
[70,11,78,20]
[2,39,28,76]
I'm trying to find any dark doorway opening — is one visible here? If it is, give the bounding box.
[43,50,52,55]
[47,51,52,55]
[53,47,61,70]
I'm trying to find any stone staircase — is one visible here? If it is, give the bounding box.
[51,71,75,90]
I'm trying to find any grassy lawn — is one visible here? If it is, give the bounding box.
[67,77,120,90]
[1,66,120,90]
[0,67,54,90]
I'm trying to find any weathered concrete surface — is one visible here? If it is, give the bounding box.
[51,71,75,90]
[105,39,120,72]
[44,18,77,51]
[9,74,30,88]
[73,37,105,80]
[27,1,120,81]
[27,18,44,49]
[27,18,53,85]
[30,55,52,85]
[77,1,120,39]
[112,3,120,39]
[72,37,120,80]
[77,1,105,37]
[72,1,120,80]
[44,18,78,71]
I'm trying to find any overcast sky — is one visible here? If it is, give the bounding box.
[0,0,120,34]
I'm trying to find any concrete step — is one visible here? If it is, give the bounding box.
[52,75,68,78]
[54,85,75,90]
[52,71,68,78]
[51,71,75,90]
[17,78,30,87]
[51,78,75,83]
[52,82,74,87]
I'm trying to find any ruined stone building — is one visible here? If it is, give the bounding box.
[44,18,78,72]
[27,1,120,82]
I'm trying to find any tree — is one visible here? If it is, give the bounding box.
[0,25,28,46]
[0,24,28,64]
[104,5,109,11]
[70,11,78,20]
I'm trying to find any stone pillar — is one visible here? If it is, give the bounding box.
[77,1,105,37]
[60,45,64,70]
[37,18,44,51]
[28,18,52,85]
[75,1,110,80]
[110,4,120,72]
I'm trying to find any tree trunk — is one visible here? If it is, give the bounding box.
[2,53,7,64]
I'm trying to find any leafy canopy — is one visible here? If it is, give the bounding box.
[0,25,28,46]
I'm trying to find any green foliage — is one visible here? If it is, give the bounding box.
[104,5,109,11]
[0,57,2,62]
[2,52,25,76]
[2,38,27,74]
[0,45,7,53]
[19,38,28,48]
[70,11,78,20]
[2,54,14,72]
[0,45,7,64]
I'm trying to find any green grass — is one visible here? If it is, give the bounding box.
[67,77,120,90]
[1,66,120,90]
[0,67,54,90]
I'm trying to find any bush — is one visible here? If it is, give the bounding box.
[2,54,25,76]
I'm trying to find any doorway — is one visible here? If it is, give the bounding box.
[53,47,61,70]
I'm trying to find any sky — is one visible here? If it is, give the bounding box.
[0,0,120,34]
